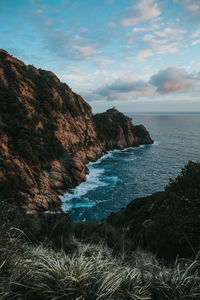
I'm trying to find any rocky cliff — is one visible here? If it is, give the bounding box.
[94,108,153,150]
[0,49,153,212]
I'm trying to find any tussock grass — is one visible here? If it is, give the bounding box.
[1,236,200,300]
[0,200,200,300]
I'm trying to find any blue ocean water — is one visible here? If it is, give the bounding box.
[61,113,200,223]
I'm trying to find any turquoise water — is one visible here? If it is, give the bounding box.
[61,113,200,222]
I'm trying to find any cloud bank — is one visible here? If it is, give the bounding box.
[93,67,200,101]
[150,68,199,94]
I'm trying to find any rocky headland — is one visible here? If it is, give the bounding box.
[0,50,200,299]
[0,49,153,212]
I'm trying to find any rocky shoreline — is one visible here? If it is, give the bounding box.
[0,49,153,213]
[1,160,200,261]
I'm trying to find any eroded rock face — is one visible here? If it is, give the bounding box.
[0,50,153,212]
[94,108,153,150]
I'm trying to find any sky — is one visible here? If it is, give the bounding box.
[0,0,200,113]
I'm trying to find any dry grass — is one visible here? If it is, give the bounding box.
[1,235,200,300]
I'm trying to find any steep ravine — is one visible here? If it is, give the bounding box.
[0,49,153,212]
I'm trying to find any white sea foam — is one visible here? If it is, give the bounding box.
[103,176,118,184]
[61,154,120,211]
[124,157,138,161]
[61,143,156,211]
[61,166,106,202]
[62,198,96,211]
[90,151,114,165]
[112,149,124,153]
[70,198,96,209]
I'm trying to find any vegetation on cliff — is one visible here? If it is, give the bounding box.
[75,161,200,260]
[0,50,153,212]
[94,107,153,149]
[0,161,200,299]
[0,49,99,211]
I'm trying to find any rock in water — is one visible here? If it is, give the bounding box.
[0,50,153,212]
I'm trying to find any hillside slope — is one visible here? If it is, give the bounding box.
[105,161,200,259]
[0,49,153,212]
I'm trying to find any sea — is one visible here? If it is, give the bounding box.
[61,112,200,223]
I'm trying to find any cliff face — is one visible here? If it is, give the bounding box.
[0,50,153,212]
[94,108,153,150]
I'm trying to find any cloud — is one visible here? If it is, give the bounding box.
[26,2,113,63]
[35,9,43,14]
[136,49,153,61]
[70,45,97,59]
[96,58,113,68]
[182,0,200,13]
[191,28,200,38]
[150,67,199,93]
[176,0,200,19]
[121,0,161,27]
[107,22,117,29]
[132,27,147,32]
[155,28,186,40]
[94,77,154,100]
[142,34,154,42]
[191,28,200,45]
[134,26,186,61]
[65,65,85,75]
[38,24,101,61]
[192,39,200,45]
[153,43,178,54]
[58,68,119,99]
[183,0,200,12]
[89,67,200,102]
[79,27,88,33]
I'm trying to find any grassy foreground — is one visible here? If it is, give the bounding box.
[0,230,200,300]
[0,161,200,299]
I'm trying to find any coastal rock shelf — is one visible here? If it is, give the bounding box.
[0,49,153,212]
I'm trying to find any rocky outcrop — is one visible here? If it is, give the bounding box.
[0,50,153,212]
[94,108,153,150]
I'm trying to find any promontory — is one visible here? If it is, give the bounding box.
[0,49,153,212]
